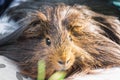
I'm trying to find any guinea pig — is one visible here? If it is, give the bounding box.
[0,1,120,80]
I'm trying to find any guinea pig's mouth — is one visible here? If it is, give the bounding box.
[53,69,67,74]
[53,70,57,73]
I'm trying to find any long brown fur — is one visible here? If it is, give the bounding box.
[0,1,120,79]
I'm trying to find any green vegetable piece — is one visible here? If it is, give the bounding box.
[37,60,46,80]
[48,71,67,80]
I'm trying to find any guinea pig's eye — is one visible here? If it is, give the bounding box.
[46,38,51,46]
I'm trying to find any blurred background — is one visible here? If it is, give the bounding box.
[0,0,120,16]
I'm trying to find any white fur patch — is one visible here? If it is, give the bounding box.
[0,16,19,39]
[9,0,28,8]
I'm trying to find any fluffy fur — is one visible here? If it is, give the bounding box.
[0,0,120,80]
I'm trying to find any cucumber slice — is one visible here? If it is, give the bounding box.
[37,60,46,80]
[48,71,67,80]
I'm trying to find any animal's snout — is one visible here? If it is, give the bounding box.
[57,60,68,71]
[55,52,74,71]
[58,60,65,65]
[57,59,71,71]
[58,59,70,65]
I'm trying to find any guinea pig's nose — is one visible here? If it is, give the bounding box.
[58,60,65,65]
[61,68,67,71]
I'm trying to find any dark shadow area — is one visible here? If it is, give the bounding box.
[0,0,120,18]
[39,0,120,19]
[80,0,120,18]
[0,0,13,16]
[93,16,120,44]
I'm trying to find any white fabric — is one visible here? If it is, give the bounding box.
[0,56,32,80]
[66,67,120,80]
[0,55,120,80]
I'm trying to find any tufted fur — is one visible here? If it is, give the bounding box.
[0,0,120,80]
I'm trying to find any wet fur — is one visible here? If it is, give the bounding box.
[0,1,120,79]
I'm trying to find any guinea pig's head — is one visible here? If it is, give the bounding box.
[19,4,82,78]
[24,18,76,78]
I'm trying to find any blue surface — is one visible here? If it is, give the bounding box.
[110,0,120,10]
[0,0,5,5]
[113,1,120,6]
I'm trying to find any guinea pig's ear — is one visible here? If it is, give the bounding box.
[0,11,48,46]
[21,12,48,38]
[63,5,91,34]
[0,15,34,46]
[0,14,44,46]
